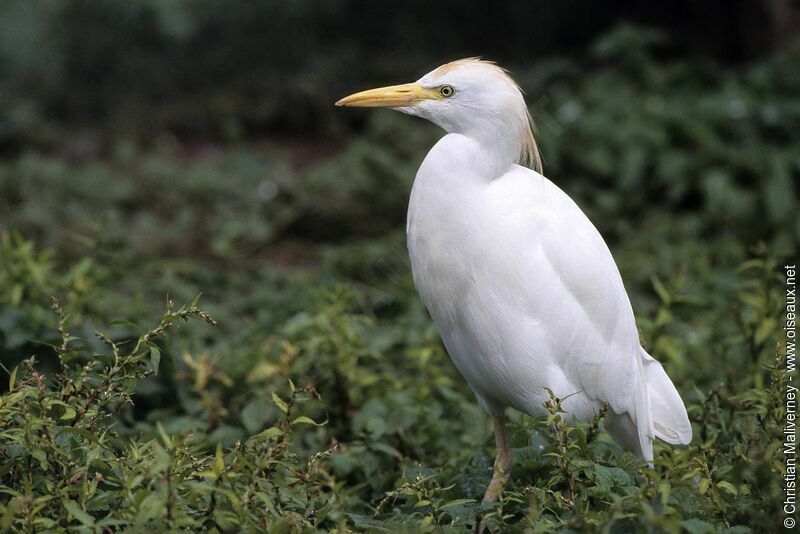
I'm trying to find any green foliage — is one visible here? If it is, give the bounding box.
[0,222,793,532]
[1,26,797,531]
[532,25,800,251]
[0,1,678,147]
[0,298,349,531]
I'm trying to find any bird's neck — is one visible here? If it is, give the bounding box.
[468,129,519,178]
[448,111,531,179]
[421,133,514,186]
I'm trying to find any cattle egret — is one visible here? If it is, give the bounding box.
[336,58,691,503]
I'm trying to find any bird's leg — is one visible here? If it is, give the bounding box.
[482,414,512,503]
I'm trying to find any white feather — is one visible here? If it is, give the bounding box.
[402,60,691,461]
[338,58,692,462]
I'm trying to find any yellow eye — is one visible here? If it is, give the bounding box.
[440,85,455,98]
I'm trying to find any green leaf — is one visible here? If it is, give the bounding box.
[716,480,738,496]
[31,449,47,467]
[754,318,776,346]
[292,415,321,426]
[59,405,77,421]
[135,493,165,524]
[149,346,161,374]
[651,275,671,303]
[370,442,401,458]
[188,293,203,310]
[680,519,716,534]
[156,421,173,449]
[592,464,634,495]
[272,392,288,413]
[63,500,95,526]
[8,366,17,391]
[214,442,224,476]
[0,497,18,530]
[252,427,283,442]
[440,498,476,510]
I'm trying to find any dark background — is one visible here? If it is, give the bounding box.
[2,0,798,151]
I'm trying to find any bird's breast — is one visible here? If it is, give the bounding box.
[407,183,478,329]
[405,136,530,334]
[405,141,531,409]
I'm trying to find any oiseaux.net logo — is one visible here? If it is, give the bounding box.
[785,263,797,529]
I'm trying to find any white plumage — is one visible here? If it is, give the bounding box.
[337,58,691,501]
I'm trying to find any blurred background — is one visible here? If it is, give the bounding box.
[0,0,799,530]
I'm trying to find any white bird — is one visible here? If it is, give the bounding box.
[336,58,691,503]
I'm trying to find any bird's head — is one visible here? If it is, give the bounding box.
[336,58,541,172]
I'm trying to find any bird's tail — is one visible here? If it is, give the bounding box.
[605,348,691,464]
[641,348,692,446]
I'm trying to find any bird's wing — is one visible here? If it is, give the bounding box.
[490,166,647,418]
[511,167,693,458]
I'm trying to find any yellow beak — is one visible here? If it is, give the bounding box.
[335,83,439,107]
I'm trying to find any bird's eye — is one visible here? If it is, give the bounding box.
[439,85,455,98]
